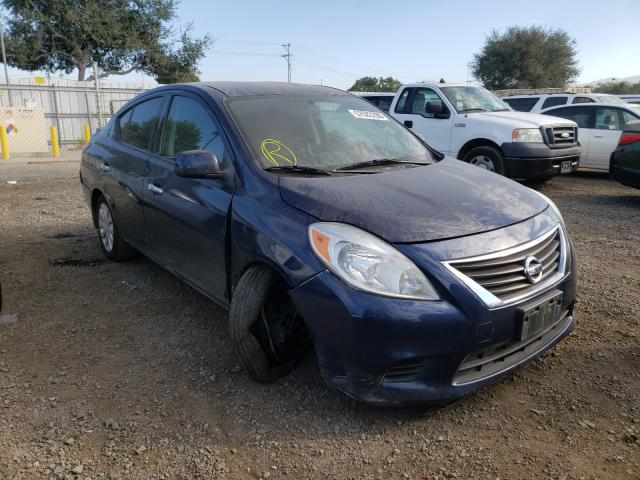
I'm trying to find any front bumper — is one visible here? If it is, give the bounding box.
[290,215,577,406]
[501,142,581,180]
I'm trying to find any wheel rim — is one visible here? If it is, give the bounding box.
[469,155,495,171]
[98,203,114,252]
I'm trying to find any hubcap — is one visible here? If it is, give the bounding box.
[469,155,495,171]
[98,203,114,252]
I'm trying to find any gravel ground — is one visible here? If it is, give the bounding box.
[0,170,638,480]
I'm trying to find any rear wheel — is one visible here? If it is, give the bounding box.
[463,146,505,176]
[229,265,309,382]
[95,195,136,261]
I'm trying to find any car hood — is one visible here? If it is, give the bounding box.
[278,157,549,243]
[473,110,577,128]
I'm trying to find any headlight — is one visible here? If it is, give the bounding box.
[512,128,543,143]
[308,222,439,300]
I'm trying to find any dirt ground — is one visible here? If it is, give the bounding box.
[0,170,638,480]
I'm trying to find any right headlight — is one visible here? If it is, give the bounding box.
[512,128,544,143]
[308,222,440,301]
[531,190,566,227]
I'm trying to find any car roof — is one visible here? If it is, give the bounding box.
[353,92,396,96]
[544,103,637,111]
[159,81,347,97]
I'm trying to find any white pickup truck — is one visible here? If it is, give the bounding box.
[388,83,581,181]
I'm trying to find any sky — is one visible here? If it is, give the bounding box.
[5,0,640,88]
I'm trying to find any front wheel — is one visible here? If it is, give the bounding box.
[229,265,309,382]
[462,146,505,176]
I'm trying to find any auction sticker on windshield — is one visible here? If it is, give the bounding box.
[348,109,389,121]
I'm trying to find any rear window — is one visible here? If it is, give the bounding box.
[541,96,568,109]
[503,97,539,112]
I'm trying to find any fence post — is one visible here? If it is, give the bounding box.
[50,126,60,157]
[51,82,63,144]
[0,125,9,159]
[83,89,93,134]
[93,65,103,129]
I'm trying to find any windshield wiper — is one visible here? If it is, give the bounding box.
[263,165,332,175]
[458,108,488,113]
[334,158,429,171]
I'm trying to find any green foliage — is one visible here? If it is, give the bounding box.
[594,81,640,94]
[1,0,211,82]
[348,76,402,92]
[471,25,580,90]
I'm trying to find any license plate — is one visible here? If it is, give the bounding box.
[560,161,572,174]
[516,290,563,342]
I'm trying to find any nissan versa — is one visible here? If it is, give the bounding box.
[80,82,577,405]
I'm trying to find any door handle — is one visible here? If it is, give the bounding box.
[403,120,413,128]
[100,162,111,173]
[147,183,164,195]
[593,134,604,138]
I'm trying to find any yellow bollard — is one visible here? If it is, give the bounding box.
[50,126,60,158]
[0,126,9,160]
[83,124,91,144]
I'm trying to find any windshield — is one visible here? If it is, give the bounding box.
[440,86,511,113]
[226,94,433,171]
[597,95,627,104]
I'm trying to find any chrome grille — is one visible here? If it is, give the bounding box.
[546,126,577,147]
[443,226,568,308]
[453,309,573,385]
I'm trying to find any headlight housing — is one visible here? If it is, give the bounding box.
[512,128,543,143]
[308,222,439,300]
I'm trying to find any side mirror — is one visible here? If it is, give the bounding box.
[425,100,445,115]
[175,150,222,178]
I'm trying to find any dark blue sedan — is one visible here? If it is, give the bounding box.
[80,82,577,405]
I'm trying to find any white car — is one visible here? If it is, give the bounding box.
[542,103,640,170]
[388,83,580,181]
[503,93,628,113]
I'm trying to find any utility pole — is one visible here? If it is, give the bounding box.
[281,43,292,83]
[0,22,13,106]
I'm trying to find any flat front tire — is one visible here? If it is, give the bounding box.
[463,146,505,176]
[95,195,136,262]
[229,265,308,383]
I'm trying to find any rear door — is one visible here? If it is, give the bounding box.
[143,91,234,304]
[392,87,453,154]
[96,95,166,247]
[544,106,594,166]
[589,107,628,169]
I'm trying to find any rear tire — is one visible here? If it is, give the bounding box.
[229,265,308,383]
[463,146,505,176]
[95,195,136,262]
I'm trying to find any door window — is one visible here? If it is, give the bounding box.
[118,97,164,151]
[541,96,568,109]
[160,96,225,162]
[572,96,594,104]
[620,109,640,125]
[595,107,623,130]
[545,106,593,129]
[407,88,443,118]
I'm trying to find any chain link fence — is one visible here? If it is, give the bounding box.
[0,77,153,183]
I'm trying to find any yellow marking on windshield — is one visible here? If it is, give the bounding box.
[260,138,297,166]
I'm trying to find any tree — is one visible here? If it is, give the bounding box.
[1,0,212,82]
[471,26,580,90]
[348,76,402,92]
[594,81,640,95]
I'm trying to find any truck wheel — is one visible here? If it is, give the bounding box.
[463,146,505,175]
[95,195,136,261]
[229,265,309,383]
